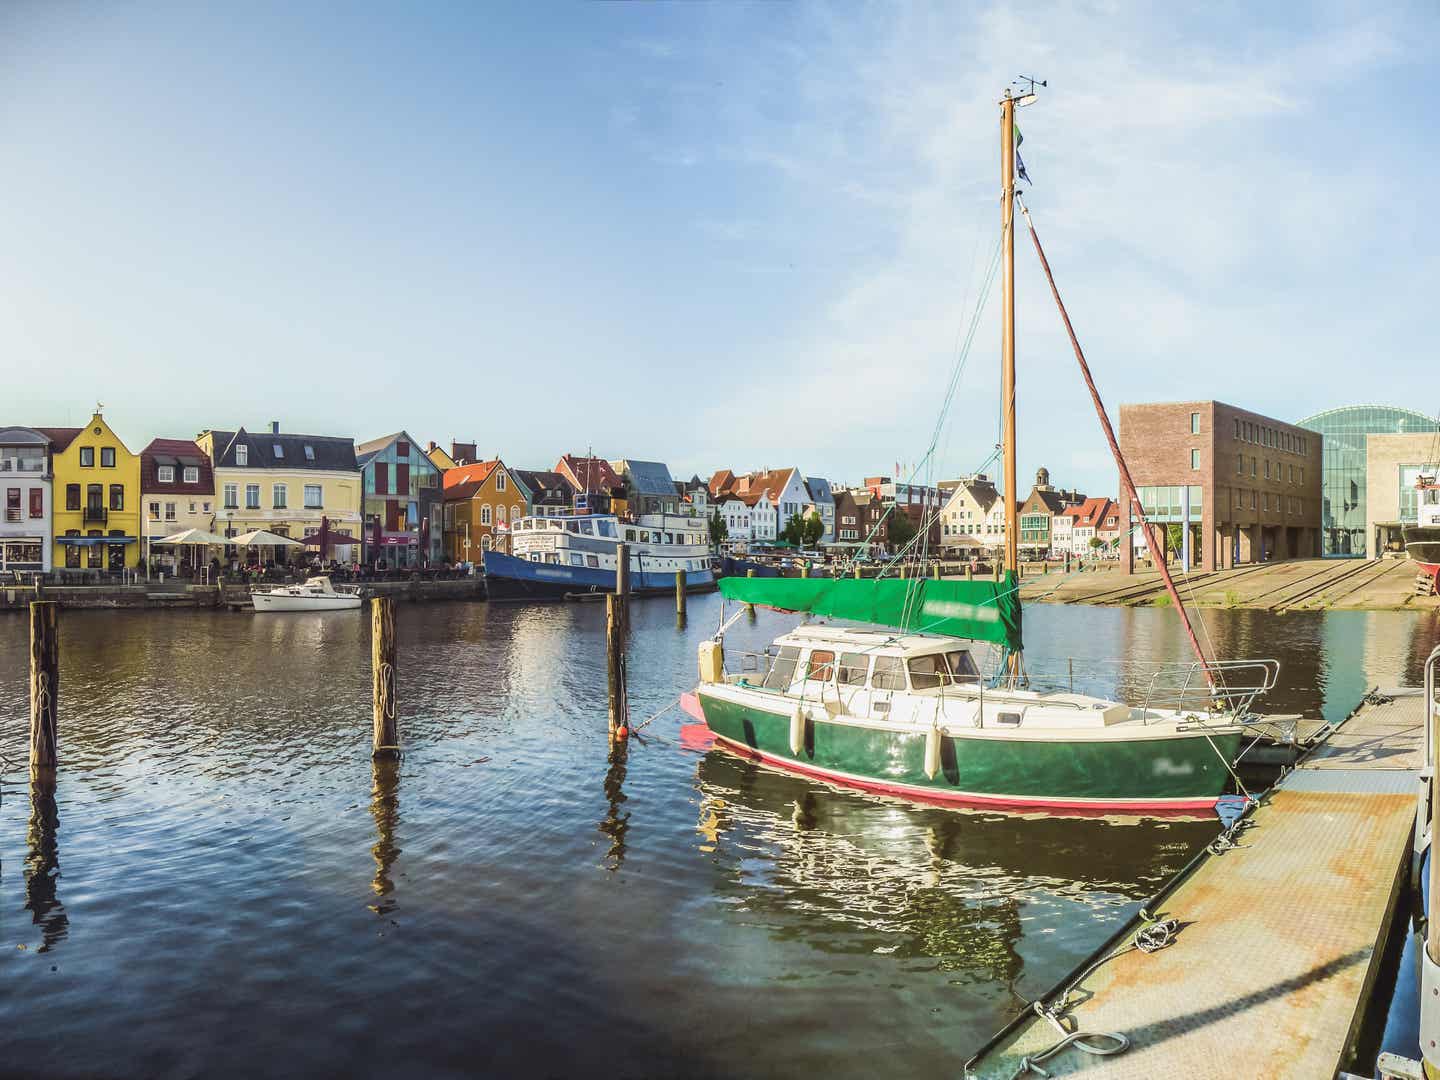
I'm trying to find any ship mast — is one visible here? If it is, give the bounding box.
[1000,89,1021,576]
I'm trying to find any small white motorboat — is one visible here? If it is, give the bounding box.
[251,575,363,612]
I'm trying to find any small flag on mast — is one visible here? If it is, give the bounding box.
[1014,125,1032,185]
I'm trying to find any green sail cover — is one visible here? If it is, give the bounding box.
[718,573,1022,652]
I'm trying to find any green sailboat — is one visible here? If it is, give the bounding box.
[685,88,1262,817]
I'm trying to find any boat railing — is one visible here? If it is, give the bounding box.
[987,657,1280,720]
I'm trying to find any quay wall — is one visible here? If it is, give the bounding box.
[0,577,486,613]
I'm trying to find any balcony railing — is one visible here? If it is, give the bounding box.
[83,506,108,525]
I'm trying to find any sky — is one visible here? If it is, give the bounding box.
[2,1,1436,495]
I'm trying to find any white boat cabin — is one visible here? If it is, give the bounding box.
[725,624,1137,731]
[510,512,711,574]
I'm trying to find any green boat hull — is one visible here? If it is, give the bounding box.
[696,689,1241,815]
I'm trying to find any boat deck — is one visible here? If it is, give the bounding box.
[965,689,1427,1078]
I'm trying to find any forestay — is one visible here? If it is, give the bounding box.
[717,573,1023,652]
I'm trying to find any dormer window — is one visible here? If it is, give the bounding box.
[183,466,198,484]
[236,445,248,466]
[304,445,315,461]
[273,443,284,458]
[158,466,174,483]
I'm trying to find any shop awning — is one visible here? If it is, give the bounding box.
[58,536,137,546]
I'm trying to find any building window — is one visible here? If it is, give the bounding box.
[109,484,124,511]
[273,443,284,459]
[223,484,238,509]
[4,488,18,523]
[236,444,249,466]
[87,531,103,568]
[203,501,211,513]
[1190,449,1201,470]
[149,501,160,519]
[1264,460,1270,480]
[1250,459,1257,478]
[29,488,43,518]
[397,441,409,457]
[1190,412,1200,434]
[304,484,322,509]
[189,502,197,514]
[79,447,95,467]
[304,445,315,461]
[246,484,261,510]
[481,504,492,525]
[164,502,177,521]
[273,483,287,509]
[497,472,506,492]
[184,466,199,484]
[98,447,113,468]
[158,465,174,483]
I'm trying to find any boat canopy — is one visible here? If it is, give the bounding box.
[717,573,1022,652]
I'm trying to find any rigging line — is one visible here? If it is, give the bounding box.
[1016,193,1214,687]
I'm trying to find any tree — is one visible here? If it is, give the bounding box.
[887,511,917,547]
[708,509,728,549]
[782,511,806,546]
[801,511,825,548]
[1088,536,1104,551]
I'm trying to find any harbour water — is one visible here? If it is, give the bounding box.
[2,598,1439,1077]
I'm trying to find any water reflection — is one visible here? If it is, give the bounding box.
[693,751,1206,984]
[598,742,630,870]
[24,778,68,952]
[368,758,401,917]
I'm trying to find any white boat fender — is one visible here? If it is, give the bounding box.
[924,725,942,780]
[790,706,806,756]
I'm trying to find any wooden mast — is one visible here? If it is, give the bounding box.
[1000,90,1019,576]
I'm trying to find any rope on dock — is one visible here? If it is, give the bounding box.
[999,914,1181,1080]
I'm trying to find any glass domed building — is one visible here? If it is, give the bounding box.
[1297,405,1439,557]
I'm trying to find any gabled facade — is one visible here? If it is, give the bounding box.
[196,423,363,561]
[357,431,444,567]
[1018,468,1085,557]
[425,441,458,472]
[442,459,526,561]
[939,475,999,553]
[832,489,862,542]
[141,438,216,570]
[0,427,54,572]
[718,497,752,542]
[46,411,143,573]
[805,476,835,542]
[555,454,623,514]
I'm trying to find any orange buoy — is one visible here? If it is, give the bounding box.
[615,726,629,739]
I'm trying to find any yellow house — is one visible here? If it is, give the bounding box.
[195,425,363,563]
[442,459,526,562]
[44,409,143,573]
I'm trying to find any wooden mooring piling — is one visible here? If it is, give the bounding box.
[29,601,59,775]
[606,592,627,738]
[371,597,399,758]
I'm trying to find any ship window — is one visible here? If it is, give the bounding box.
[580,521,594,535]
[586,554,599,568]
[640,531,650,542]
[664,532,674,544]
[907,654,948,690]
[806,650,835,682]
[762,647,800,691]
[625,528,636,541]
[567,521,579,533]
[570,553,583,566]
[836,653,869,686]
[871,655,906,691]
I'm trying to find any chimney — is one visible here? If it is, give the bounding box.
[271,420,280,435]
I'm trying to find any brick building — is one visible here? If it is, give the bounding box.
[1118,401,1322,573]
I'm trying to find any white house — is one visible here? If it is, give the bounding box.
[1052,505,1078,556]
[719,497,752,541]
[749,492,777,542]
[0,427,53,573]
[938,475,998,554]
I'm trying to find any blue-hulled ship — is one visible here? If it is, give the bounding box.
[482,512,715,601]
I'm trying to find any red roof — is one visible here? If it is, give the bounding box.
[443,460,498,492]
[709,469,735,498]
[1067,496,1116,530]
[141,438,214,495]
[35,427,81,452]
[555,454,620,493]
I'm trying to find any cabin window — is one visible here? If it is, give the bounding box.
[566,520,579,533]
[762,647,800,691]
[836,653,870,686]
[907,654,948,689]
[946,651,980,683]
[570,553,583,566]
[664,532,674,544]
[871,655,906,691]
[586,555,599,568]
[806,650,835,682]
[580,521,594,535]
[640,531,650,542]
[625,528,636,541]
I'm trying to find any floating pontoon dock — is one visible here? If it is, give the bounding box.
[966,689,1428,1079]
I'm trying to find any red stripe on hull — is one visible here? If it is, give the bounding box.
[709,733,1221,820]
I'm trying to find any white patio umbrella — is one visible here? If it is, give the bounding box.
[230,530,305,547]
[150,528,230,575]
